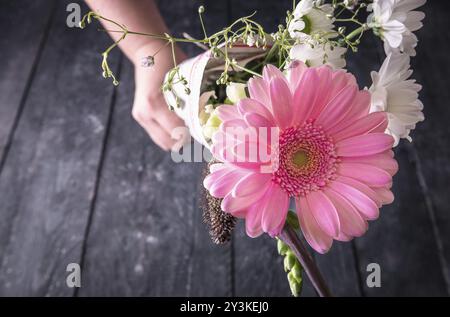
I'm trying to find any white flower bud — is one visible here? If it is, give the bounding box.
[246,33,257,47]
[343,0,358,10]
[141,56,155,68]
[226,83,247,104]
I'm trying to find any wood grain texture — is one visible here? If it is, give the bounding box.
[0,0,119,296]
[0,0,55,166]
[77,0,231,296]
[352,3,449,295]
[355,144,448,296]
[408,1,450,295]
[0,0,448,297]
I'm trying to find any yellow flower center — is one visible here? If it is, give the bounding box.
[292,149,309,168]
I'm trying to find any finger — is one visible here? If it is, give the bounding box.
[143,119,177,151]
[151,94,185,134]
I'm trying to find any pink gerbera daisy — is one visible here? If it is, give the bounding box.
[204,62,398,253]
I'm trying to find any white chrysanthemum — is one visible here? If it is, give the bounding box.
[289,40,347,69]
[368,0,426,56]
[369,53,424,146]
[288,0,336,40]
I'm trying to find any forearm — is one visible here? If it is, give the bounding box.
[85,0,170,65]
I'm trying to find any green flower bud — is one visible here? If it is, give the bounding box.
[276,238,303,297]
[291,262,302,281]
[277,239,289,256]
[202,109,223,140]
[287,271,302,297]
[284,252,296,272]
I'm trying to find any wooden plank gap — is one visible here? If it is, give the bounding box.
[374,33,450,296]
[0,0,57,177]
[406,143,450,295]
[73,53,125,297]
[229,232,236,296]
[350,241,366,297]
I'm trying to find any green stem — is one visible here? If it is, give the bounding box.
[278,224,333,297]
[232,64,263,78]
[198,8,208,39]
[345,25,365,42]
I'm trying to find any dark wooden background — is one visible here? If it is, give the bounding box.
[0,0,448,297]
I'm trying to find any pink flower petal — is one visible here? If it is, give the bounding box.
[286,61,307,92]
[342,90,371,122]
[329,180,380,221]
[203,164,234,190]
[220,119,248,130]
[336,133,394,157]
[292,69,320,124]
[307,66,333,119]
[244,113,274,128]
[263,64,287,84]
[306,191,341,238]
[296,197,333,254]
[336,176,382,207]
[232,173,272,197]
[336,233,353,242]
[209,169,249,198]
[221,189,266,214]
[231,209,248,219]
[227,142,262,165]
[342,153,398,176]
[261,184,289,236]
[324,188,368,237]
[328,70,357,101]
[373,187,395,205]
[209,162,226,174]
[245,205,264,238]
[211,130,226,145]
[316,85,357,131]
[331,112,388,142]
[237,98,275,123]
[338,163,392,187]
[247,77,271,110]
[269,77,293,129]
[217,105,240,121]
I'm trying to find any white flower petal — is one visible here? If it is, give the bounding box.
[369,0,426,56]
[369,52,424,146]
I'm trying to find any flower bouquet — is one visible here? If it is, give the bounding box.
[79,0,426,297]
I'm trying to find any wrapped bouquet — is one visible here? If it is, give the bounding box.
[80,0,426,297]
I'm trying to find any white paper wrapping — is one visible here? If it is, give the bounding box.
[163,44,268,149]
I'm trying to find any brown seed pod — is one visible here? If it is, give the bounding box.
[200,162,236,244]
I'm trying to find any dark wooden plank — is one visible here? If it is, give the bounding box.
[352,3,449,295]
[77,0,231,296]
[407,1,450,294]
[0,0,55,167]
[355,144,448,296]
[0,0,119,296]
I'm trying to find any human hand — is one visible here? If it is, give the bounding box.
[131,42,187,151]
